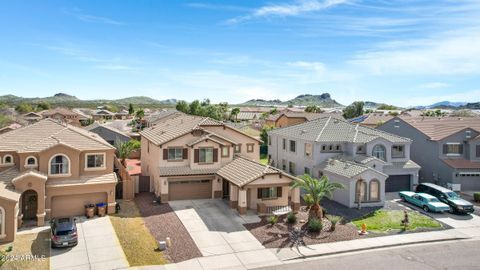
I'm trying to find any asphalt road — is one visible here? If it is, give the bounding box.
[257,239,480,270]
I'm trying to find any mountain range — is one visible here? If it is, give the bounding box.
[241,93,343,107]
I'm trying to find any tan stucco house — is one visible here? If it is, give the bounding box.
[0,119,117,243]
[140,114,300,215]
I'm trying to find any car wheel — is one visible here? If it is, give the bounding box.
[423,205,429,212]
[400,196,406,202]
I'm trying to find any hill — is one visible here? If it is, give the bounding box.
[462,102,480,110]
[242,93,343,107]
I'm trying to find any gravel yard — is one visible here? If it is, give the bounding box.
[135,193,202,263]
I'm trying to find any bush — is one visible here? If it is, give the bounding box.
[474,192,480,202]
[268,215,278,225]
[308,218,323,233]
[287,212,297,224]
[326,215,342,231]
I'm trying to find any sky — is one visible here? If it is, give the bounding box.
[0,0,479,107]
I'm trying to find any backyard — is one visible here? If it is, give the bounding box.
[0,230,50,270]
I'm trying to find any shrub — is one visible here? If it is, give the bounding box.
[268,215,278,225]
[326,215,342,231]
[474,192,480,202]
[287,212,297,224]
[308,218,323,233]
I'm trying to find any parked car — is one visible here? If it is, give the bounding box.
[50,217,78,248]
[416,183,474,214]
[399,191,450,212]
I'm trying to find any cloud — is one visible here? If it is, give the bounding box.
[288,61,327,74]
[226,0,350,24]
[76,14,124,25]
[94,64,135,71]
[419,82,451,89]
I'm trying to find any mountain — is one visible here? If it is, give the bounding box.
[462,102,480,109]
[114,96,176,105]
[364,101,380,108]
[428,101,467,108]
[241,93,343,107]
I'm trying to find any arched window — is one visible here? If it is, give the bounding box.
[355,180,367,202]
[370,180,380,201]
[49,155,70,175]
[372,144,386,161]
[0,206,5,238]
[25,156,37,166]
[3,155,13,164]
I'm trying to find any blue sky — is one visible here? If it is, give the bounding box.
[0,0,479,106]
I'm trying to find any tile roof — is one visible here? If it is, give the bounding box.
[269,116,410,144]
[395,117,480,141]
[85,122,131,138]
[217,156,290,187]
[0,118,115,153]
[267,112,342,122]
[236,112,262,120]
[42,107,81,117]
[46,172,118,187]
[317,158,388,178]
[335,154,386,165]
[144,110,181,124]
[358,114,394,126]
[442,159,480,169]
[158,166,219,177]
[384,160,421,170]
[125,159,141,176]
[0,168,23,201]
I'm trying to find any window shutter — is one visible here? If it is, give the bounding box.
[163,149,168,160]
[459,144,463,154]
[277,187,282,197]
[194,149,199,163]
[213,148,218,162]
[443,144,448,154]
[476,145,480,157]
[183,148,188,159]
[257,188,262,199]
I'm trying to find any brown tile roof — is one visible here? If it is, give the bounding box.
[266,112,343,122]
[398,117,480,140]
[125,159,141,176]
[442,159,480,169]
[46,172,118,187]
[0,118,114,153]
[158,166,219,177]
[42,107,81,117]
[360,114,394,126]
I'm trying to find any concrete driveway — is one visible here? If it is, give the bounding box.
[169,199,267,257]
[50,216,128,270]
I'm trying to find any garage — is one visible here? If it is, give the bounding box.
[168,179,212,200]
[459,176,480,190]
[385,175,411,192]
[51,192,107,218]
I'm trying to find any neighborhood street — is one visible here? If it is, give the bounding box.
[257,239,480,270]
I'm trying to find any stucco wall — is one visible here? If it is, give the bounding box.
[0,198,18,243]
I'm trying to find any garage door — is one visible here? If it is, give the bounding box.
[51,192,107,218]
[385,175,411,192]
[459,177,480,190]
[168,180,212,200]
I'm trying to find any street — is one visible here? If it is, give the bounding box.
[257,239,480,270]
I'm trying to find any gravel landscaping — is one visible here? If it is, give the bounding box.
[244,207,359,249]
[135,193,202,263]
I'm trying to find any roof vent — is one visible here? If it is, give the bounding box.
[300,130,307,134]
[333,119,339,124]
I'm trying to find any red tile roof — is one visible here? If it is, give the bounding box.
[442,159,480,169]
[399,117,480,140]
[125,159,141,176]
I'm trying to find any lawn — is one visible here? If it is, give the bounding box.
[352,210,442,232]
[110,200,169,266]
[0,231,50,270]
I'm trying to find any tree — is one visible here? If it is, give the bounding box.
[260,125,274,146]
[305,105,321,113]
[176,100,189,113]
[291,175,344,219]
[135,109,145,120]
[15,102,33,114]
[116,139,141,165]
[230,107,240,122]
[189,100,201,115]
[377,104,398,110]
[128,103,134,115]
[37,101,51,111]
[342,101,364,119]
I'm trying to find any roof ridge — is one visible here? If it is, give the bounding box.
[315,116,332,142]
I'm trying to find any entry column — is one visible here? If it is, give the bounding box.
[237,188,247,215]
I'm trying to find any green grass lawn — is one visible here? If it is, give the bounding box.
[110,200,169,266]
[260,154,268,165]
[0,231,50,270]
[352,210,442,232]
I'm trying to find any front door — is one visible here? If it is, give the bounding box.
[222,179,230,199]
[22,190,38,220]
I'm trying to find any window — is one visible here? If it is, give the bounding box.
[355,180,367,202]
[257,187,282,199]
[199,148,214,163]
[304,167,310,175]
[329,145,333,151]
[321,145,326,151]
[221,146,229,157]
[3,155,13,164]
[392,145,405,158]
[443,143,463,155]
[49,155,70,175]
[394,120,400,128]
[282,139,286,150]
[335,145,341,151]
[466,130,472,139]
[247,143,254,153]
[168,148,183,161]
[476,145,480,158]
[357,145,364,153]
[86,153,105,169]
[0,206,4,238]
[290,140,296,152]
[370,180,380,201]
[26,156,37,166]
[305,143,312,157]
[372,144,386,161]
[282,159,286,170]
[234,144,242,153]
[268,136,271,146]
[289,161,296,174]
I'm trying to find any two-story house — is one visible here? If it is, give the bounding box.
[378,117,480,191]
[0,119,117,243]
[140,114,301,215]
[268,117,420,208]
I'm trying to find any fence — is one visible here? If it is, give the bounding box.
[114,157,135,200]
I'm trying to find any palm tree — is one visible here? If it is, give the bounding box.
[116,140,140,166]
[291,174,344,219]
[230,107,240,122]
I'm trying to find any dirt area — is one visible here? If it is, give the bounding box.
[0,230,50,270]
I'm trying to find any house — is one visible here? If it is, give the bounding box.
[350,114,395,128]
[92,109,115,121]
[268,117,420,208]
[0,122,22,135]
[22,112,42,124]
[115,109,131,120]
[42,107,90,127]
[85,122,132,146]
[378,117,480,191]
[0,119,117,243]
[144,110,181,127]
[140,114,300,214]
[265,112,343,128]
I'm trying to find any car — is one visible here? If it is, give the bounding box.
[399,191,450,212]
[50,217,78,248]
[416,183,474,214]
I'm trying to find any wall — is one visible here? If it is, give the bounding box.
[89,126,131,145]
[0,198,18,243]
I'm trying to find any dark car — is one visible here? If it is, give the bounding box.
[416,183,474,214]
[50,217,78,248]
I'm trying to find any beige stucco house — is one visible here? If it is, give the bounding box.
[140,114,300,215]
[0,119,117,243]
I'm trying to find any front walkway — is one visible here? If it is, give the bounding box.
[50,216,128,270]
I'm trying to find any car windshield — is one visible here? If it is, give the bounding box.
[56,229,74,236]
[446,192,459,199]
[429,198,440,202]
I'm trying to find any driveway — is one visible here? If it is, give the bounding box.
[169,199,266,256]
[50,216,128,270]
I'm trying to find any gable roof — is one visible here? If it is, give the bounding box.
[144,110,181,124]
[85,122,131,138]
[317,158,388,179]
[42,107,80,117]
[269,116,410,144]
[0,118,115,153]
[267,112,342,122]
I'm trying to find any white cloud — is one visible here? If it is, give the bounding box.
[419,82,451,89]
[288,61,327,74]
[76,14,124,25]
[94,64,135,70]
[227,0,350,24]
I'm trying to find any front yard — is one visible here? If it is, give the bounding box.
[352,210,442,233]
[0,230,50,270]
